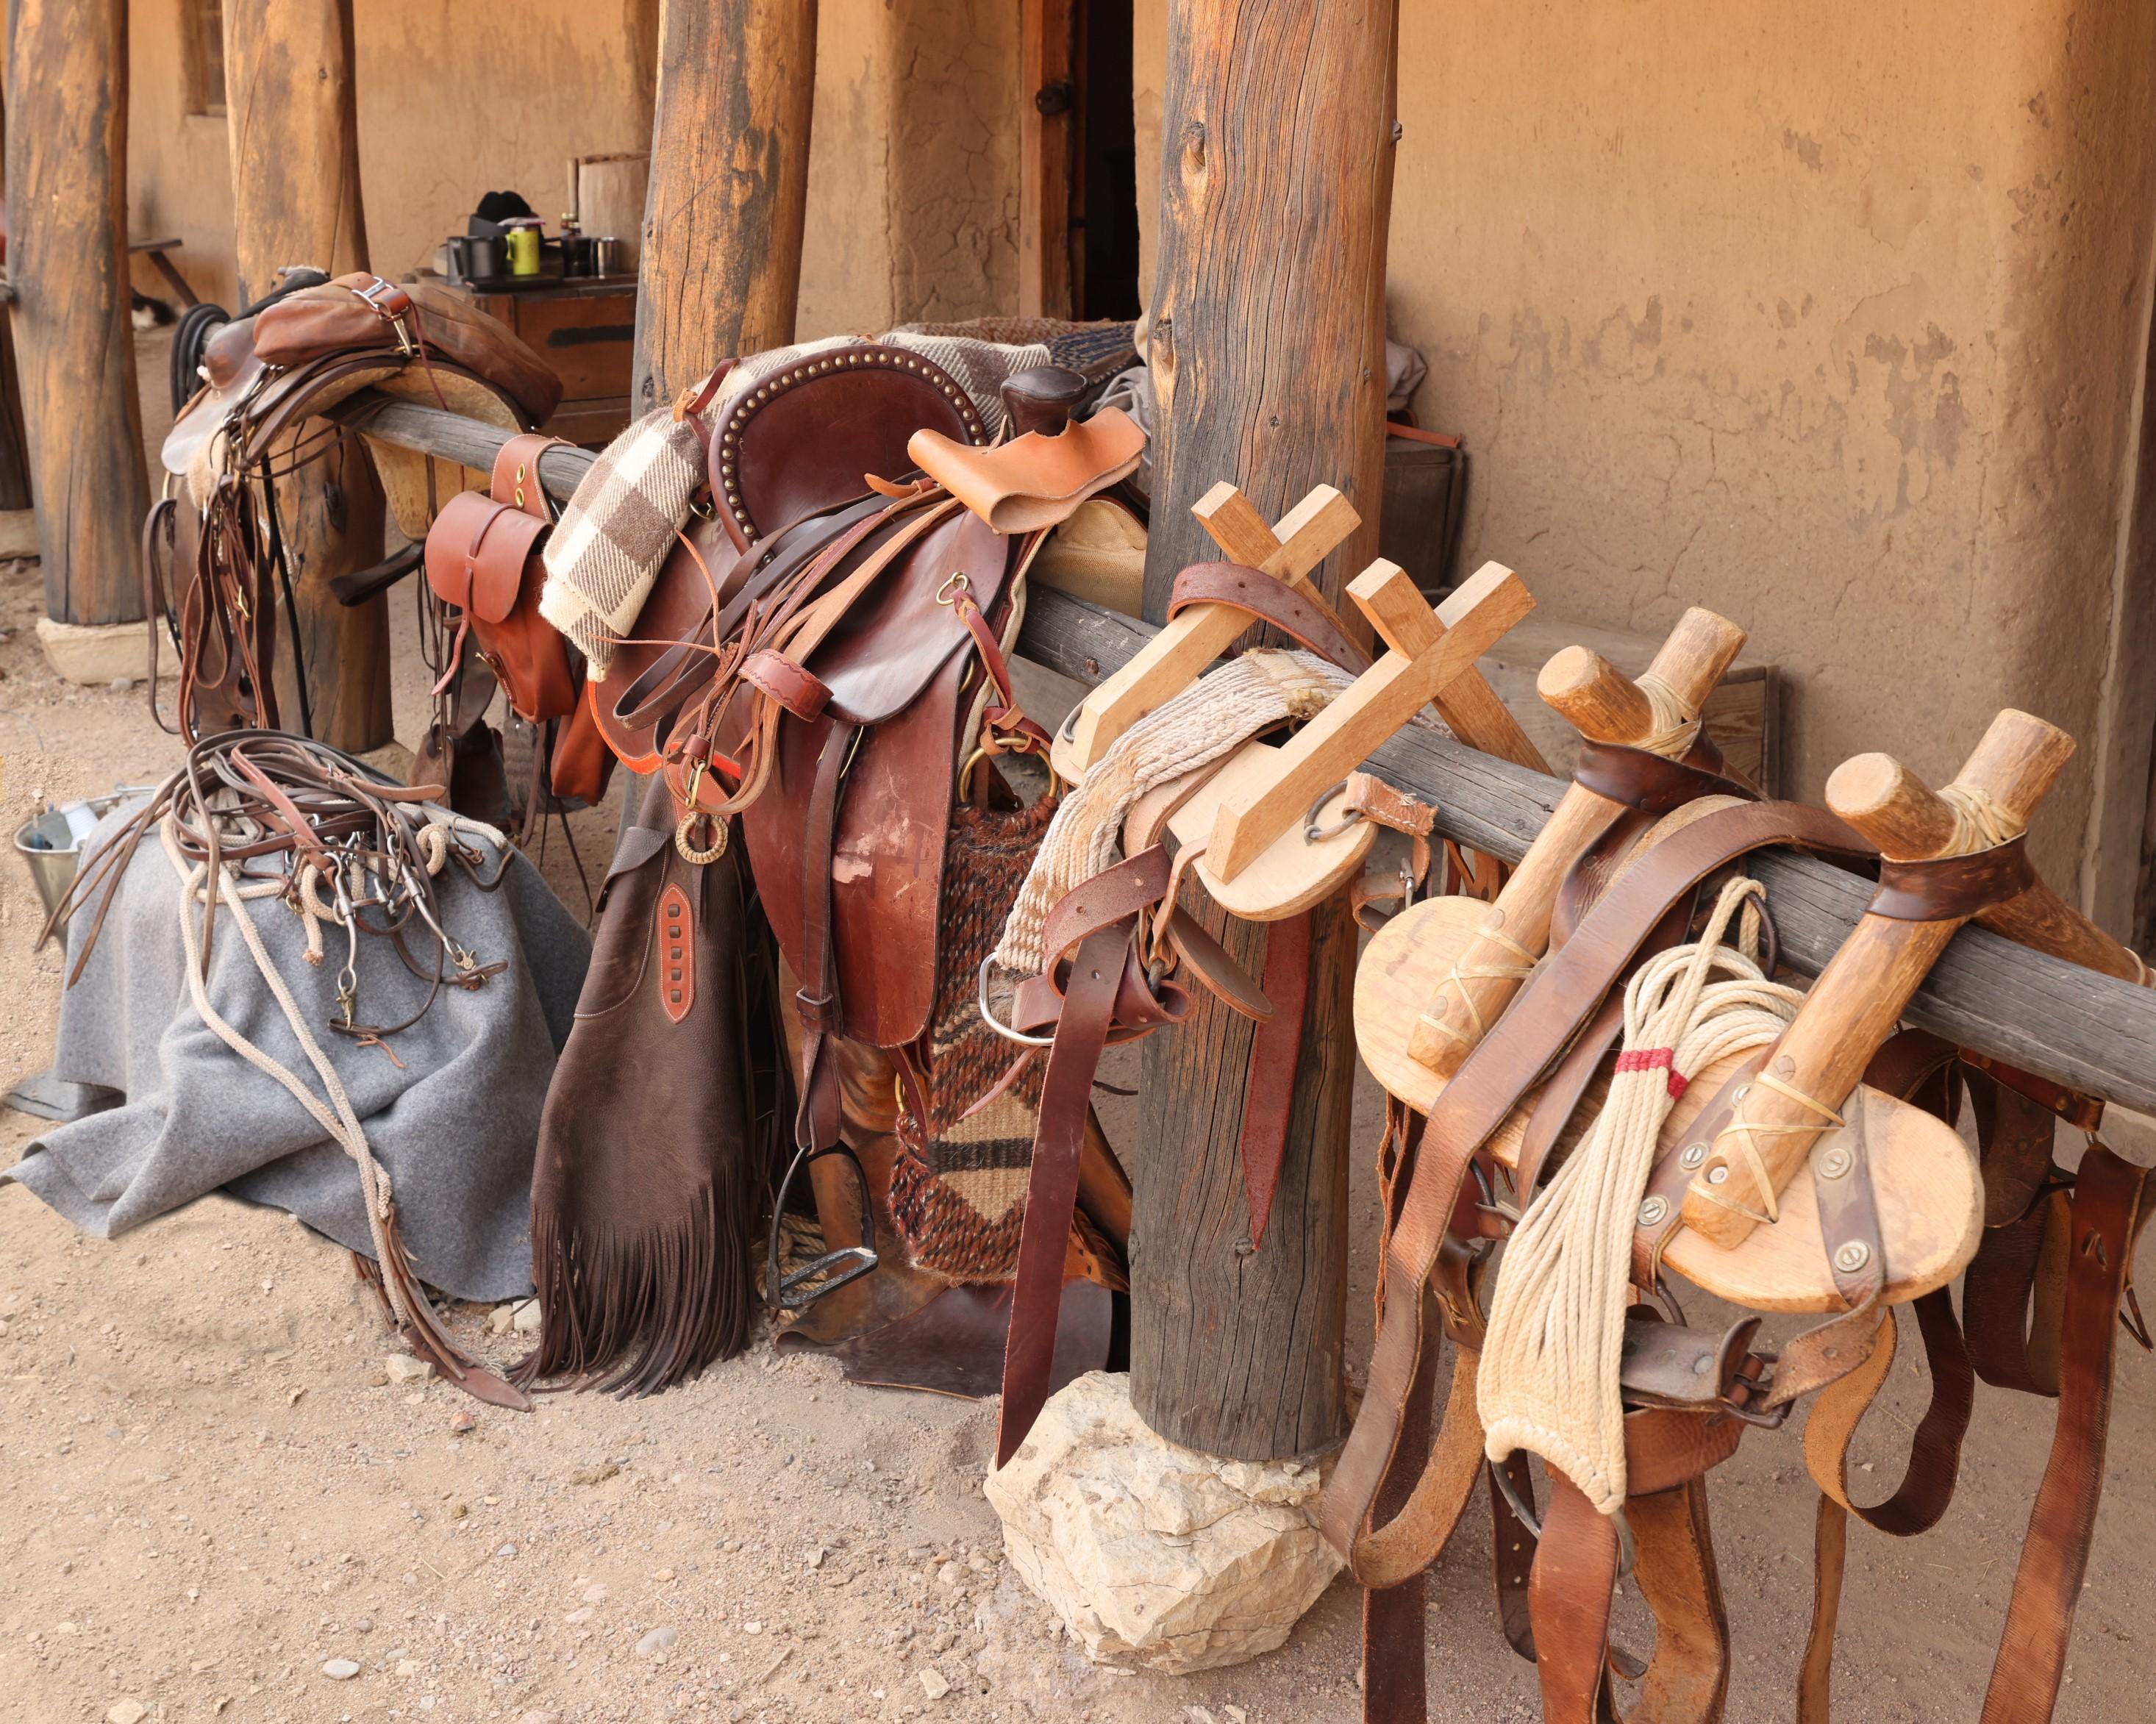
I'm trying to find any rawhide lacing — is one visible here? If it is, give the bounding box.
[1632,669,1706,758]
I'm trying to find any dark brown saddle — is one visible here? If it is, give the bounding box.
[596,348,1068,1075]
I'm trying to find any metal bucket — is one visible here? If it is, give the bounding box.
[7,790,146,1123]
[13,790,146,928]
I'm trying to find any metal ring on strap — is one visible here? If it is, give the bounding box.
[978,954,1057,1048]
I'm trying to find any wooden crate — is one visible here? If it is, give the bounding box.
[1474,612,1779,793]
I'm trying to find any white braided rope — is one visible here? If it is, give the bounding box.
[993,649,1368,973]
[1477,876,1805,1514]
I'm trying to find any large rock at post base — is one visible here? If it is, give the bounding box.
[983,1370,1340,1673]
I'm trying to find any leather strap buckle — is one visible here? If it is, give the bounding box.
[349,276,417,354]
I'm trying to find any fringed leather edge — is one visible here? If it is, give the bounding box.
[515,1177,758,1398]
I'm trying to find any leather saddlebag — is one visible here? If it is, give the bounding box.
[425,434,579,722]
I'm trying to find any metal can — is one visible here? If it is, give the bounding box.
[505,223,541,276]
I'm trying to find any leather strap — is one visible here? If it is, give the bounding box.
[1627,1477,1731,1723]
[1872,836,2035,921]
[1527,1473,1621,1724]
[1241,911,1312,1248]
[1488,1455,1541,1663]
[1978,1144,2151,1724]
[790,724,854,1159]
[1966,1051,2107,1136]
[1322,801,1874,1584]
[1571,737,1756,812]
[490,432,568,518]
[1168,561,1373,675]
[993,916,1133,1467]
[1361,1287,1445,1724]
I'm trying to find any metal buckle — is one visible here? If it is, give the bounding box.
[935,571,971,607]
[349,276,416,356]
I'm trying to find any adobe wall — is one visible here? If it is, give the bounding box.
[1135,1,2156,920]
[124,0,1019,343]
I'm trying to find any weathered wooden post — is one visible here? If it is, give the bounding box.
[631,0,818,407]
[223,0,391,751]
[1129,0,1401,1460]
[5,0,149,628]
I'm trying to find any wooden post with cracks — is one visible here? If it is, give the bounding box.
[223,0,391,751]
[1129,0,1402,1460]
[631,0,818,409]
[5,0,148,625]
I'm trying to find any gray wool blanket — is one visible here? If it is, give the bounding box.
[4,805,588,1301]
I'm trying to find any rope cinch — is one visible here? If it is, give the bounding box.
[43,732,528,1406]
[1477,875,1805,1515]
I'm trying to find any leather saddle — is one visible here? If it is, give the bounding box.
[147,272,560,742]
[588,346,1141,1377]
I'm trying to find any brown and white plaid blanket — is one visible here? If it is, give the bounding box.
[539,320,1137,678]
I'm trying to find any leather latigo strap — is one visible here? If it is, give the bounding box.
[994,848,1179,1466]
[1322,801,1874,1584]
[1550,734,1767,948]
[790,724,856,1159]
[1978,1143,2150,1723]
[1241,912,1312,1248]
[1871,834,2036,921]
[993,844,1297,1462]
[1167,561,1374,675]
[1571,733,1754,812]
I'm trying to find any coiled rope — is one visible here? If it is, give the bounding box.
[1478,876,1805,1514]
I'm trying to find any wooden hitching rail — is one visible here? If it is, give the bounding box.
[346,394,2156,1115]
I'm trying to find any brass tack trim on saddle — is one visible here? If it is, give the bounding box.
[718,346,988,545]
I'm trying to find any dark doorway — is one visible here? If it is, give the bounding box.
[1077,1,1141,321]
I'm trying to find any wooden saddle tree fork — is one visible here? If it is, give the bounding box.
[1680,709,2078,1249]
[1054,480,1358,778]
[1057,482,1546,782]
[1403,608,1748,1079]
[1202,557,1537,884]
[1832,748,2149,987]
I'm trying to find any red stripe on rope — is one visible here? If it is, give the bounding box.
[1615,1045,1688,1101]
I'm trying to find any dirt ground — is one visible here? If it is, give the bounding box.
[3,394,2154,1721]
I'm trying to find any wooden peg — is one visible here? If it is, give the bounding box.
[1401,607,1750,1078]
[1833,735,2143,984]
[1538,607,1750,748]
[1678,710,2076,1251]
[1056,482,1358,777]
[1204,559,1536,882]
